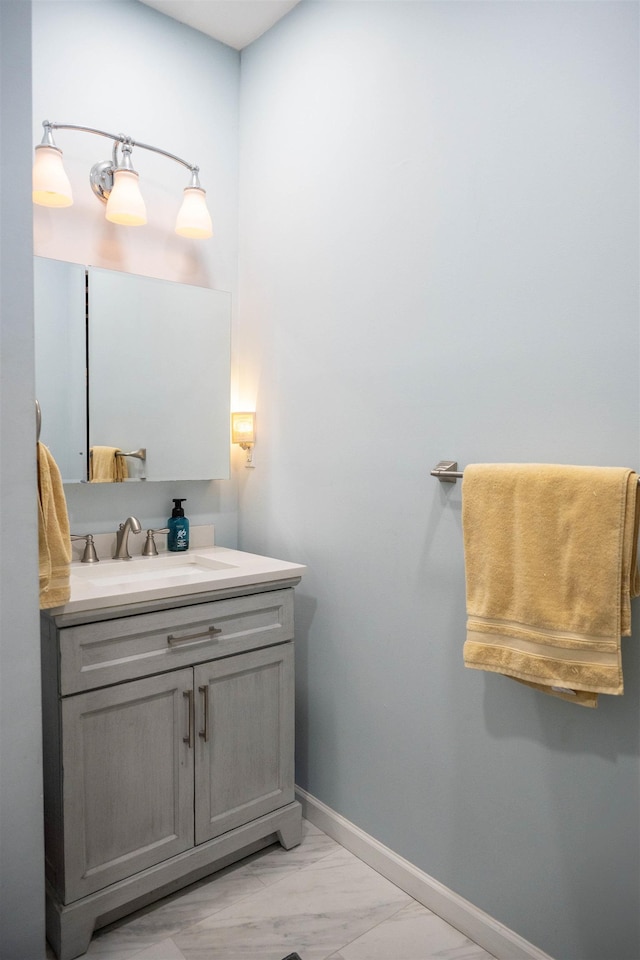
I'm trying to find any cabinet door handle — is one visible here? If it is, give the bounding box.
[168,625,222,647]
[198,684,209,742]
[183,690,194,748]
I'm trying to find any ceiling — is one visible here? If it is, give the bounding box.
[139,0,301,50]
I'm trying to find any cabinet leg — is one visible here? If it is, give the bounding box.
[46,894,96,960]
[276,802,302,850]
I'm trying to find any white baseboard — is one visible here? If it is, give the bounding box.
[295,786,554,960]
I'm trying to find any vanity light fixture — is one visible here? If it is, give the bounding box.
[32,120,213,238]
[231,411,256,466]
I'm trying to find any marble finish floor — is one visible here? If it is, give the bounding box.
[47,821,496,960]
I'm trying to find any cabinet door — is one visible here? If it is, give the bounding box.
[194,644,294,845]
[61,669,194,901]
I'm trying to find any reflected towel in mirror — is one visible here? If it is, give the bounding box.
[90,445,128,482]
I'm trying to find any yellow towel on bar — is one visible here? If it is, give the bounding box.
[462,463,640,707]
[90,445,128,482]
[37,442,71,609]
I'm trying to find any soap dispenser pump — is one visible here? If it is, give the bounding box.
[167,498,189,552]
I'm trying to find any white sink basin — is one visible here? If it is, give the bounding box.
[59,546,306,615]
[71,554,236,588]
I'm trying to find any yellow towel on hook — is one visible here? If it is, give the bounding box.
[462,463,640,707]
[37,442,71,609]
[90,446,128,482]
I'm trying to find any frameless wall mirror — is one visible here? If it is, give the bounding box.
[34,257,231,483]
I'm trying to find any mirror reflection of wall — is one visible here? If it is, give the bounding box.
[34,258,87,482]
[34,258,231,483]
[88,267,230,481]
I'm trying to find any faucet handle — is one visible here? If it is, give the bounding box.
[142,527,170,557]
[71,533,99,563]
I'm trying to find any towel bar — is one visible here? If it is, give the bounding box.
[89,448,146,460]
[431,460,640,484]
[115,448,146,461]
[431,461,463,482]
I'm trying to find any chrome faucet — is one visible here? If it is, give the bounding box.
[113,516,142,559]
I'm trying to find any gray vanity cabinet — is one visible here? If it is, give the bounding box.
[42,586,302,960]
[60,668,195,902]
[195,644,294,844]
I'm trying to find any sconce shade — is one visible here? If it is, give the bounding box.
[32,144,73,207]
[105,169,147,226]
[231,412,256,445]
[175,186,213,239]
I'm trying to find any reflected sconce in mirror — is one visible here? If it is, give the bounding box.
[32,120,213,238]
[231,412,256,466]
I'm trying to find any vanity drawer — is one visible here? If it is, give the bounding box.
[58,589,294,695]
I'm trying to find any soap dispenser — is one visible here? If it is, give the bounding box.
[167,498,189,552]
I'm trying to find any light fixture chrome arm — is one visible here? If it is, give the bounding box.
[42,121,200,176]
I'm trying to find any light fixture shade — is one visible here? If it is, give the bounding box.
[32,144,73,207]
[231,412,256,445]
[175,186,213,239]
[105,169,147,226]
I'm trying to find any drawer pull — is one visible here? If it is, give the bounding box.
[168,625,222,647]
[199,684,209,742]
[183,689,194,748]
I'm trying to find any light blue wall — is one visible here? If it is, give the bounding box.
[0,3,46,957]
[238,3,640,958]
[32,0,242,546]
[7,2,639,957]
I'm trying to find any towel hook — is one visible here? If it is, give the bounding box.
[36,399,42,442]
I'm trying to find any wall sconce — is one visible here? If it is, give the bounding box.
[32,120,213,238]
[231,412,256,466]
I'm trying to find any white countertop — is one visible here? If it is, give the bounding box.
[49,546,306,615]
